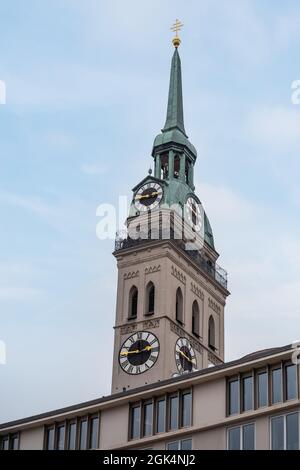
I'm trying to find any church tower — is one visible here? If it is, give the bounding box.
[111,26,229,393]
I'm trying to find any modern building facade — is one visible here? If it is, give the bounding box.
[1,33,299,451]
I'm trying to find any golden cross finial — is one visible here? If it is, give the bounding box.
[171,19,183,48]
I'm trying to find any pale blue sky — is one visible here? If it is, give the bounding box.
[1,0,300,423]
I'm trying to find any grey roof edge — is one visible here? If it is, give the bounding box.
[0,344,293,431]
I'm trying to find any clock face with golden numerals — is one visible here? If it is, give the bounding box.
[175,337,197,373]
[119,331,160,375]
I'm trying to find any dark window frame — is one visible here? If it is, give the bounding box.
[208,315,216,351]
[192,300,200,338]
[227,423,255,450]
[181,390,192,428]
[270,412,300,450]
[166,437,193,451]
[145,282,155,316]
[174,155,180,179]
[168,393,179,431]
[128,285,138,320]
[78,418,88,450]
[142,399,154,438]
[175,287,184,325]
[129,389,192,441]
[88,413,100,449]
[56,421,67,451]
[44,424,55,450]
[43,413,100,450]
[271,365,283,405]
[0,433,20,451]
[129,401,142,441]
[155,396,167,434]
[255,367,269,409]
[227,363,300,418]
[67,419,77,450]
[284,362,298,402]
[241,372,254,412]
[0,436,9,451]
[227,376,240,416]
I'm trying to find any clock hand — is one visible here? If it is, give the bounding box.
[135,192,159,201]
[179,350,195,364]
[120,349,140,357]
[120,345,152,357]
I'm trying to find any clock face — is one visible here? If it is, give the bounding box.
[175,337,197,373]
[186,197,203,232]
[119,331,160,375]
[134,183,163,212]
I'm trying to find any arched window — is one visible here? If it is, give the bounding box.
[146,282,155,315]
[192,300,200,337]
[174,155,180,179]
[161,154,169,179]
[128,286,138,319]
[176,287,183,324]
[208,315,216,351]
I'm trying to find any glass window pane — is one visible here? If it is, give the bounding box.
[89,417,99,449]
[286,365,297,401]
[46,428,55,450]
[243,424,255,450]
[181,439,192,450]
[57,425,65,450]
[287,413,299,450]
[11,435,19,450]
[243,376,253,411]
[272,369,282,404]
[258,372,268,407]
[271,416,284,450]
[2,438,9,451]
[156,399,166,433]
[79,420,87,450]
[167,441,179,450]
[169,396,179,430]
[143,403,153,437]
[229,380,239,415]
[182,392,192,427]
[228,427,240,450]
[68,423,76,450]
[131,406,141,440]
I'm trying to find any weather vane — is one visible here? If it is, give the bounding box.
[171,19,183,48]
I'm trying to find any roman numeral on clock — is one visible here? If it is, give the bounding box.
[121,359,129,369]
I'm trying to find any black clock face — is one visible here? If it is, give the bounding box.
[186,197,203,232]
[134,183,163,211]
[119,331,160,375]
[175,338,197,373]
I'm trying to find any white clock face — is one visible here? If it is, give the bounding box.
[175,337,197,373]
[134,183,163,212]
[186,197,203,232]
[119,331,160,375]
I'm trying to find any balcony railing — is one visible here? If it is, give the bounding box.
[114,233,228,290]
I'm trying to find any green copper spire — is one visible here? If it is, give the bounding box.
[163,48,186,136]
